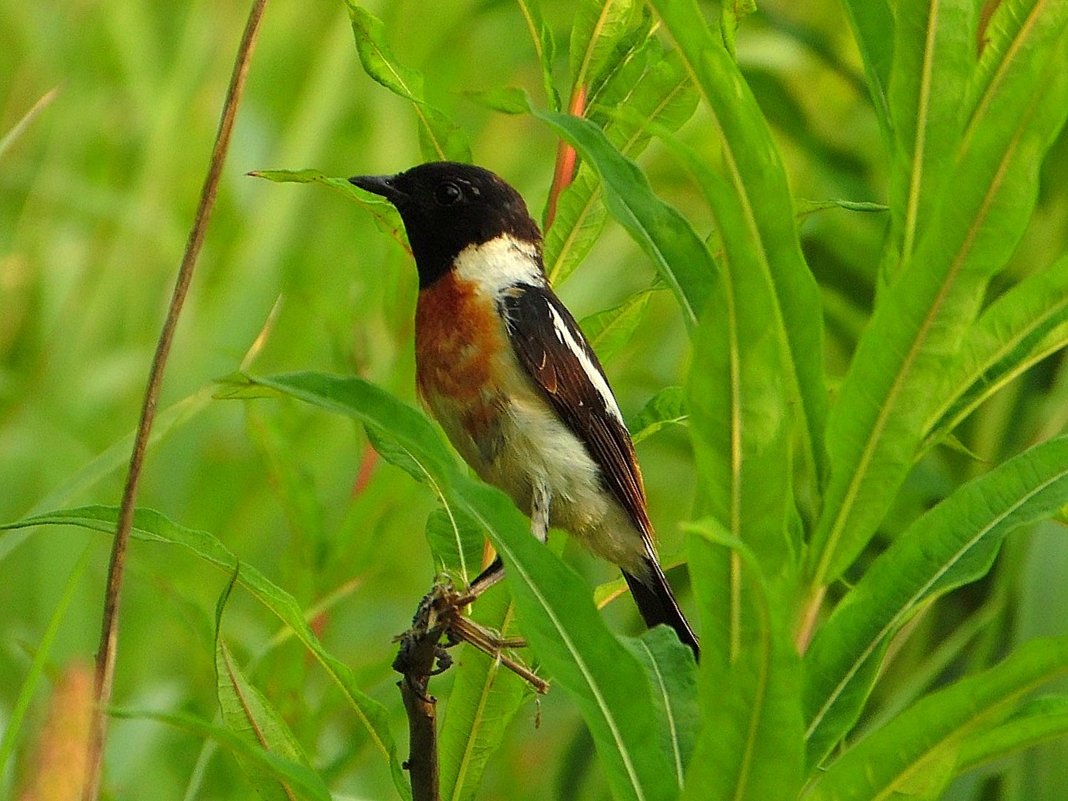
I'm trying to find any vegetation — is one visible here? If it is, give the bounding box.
[3,1,1068,799]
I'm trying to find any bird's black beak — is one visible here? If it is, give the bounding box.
[348,173,404,203]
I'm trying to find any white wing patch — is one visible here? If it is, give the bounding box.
[545,300,625,427]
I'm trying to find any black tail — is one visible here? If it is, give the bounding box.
[623,557,700,660]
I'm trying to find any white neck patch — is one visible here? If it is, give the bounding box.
[453,234,545,295]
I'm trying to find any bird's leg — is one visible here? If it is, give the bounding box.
[530,480,551,544]
[462,481,552,600]
[466,554,505,598]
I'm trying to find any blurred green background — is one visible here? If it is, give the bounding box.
[3,1,1065,799]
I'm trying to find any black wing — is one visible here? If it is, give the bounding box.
[499,283,653,537]
[502,283,701,658]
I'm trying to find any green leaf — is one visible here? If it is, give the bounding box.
[804,437,1068,768]
[110,708,332,801]
[580,288,655,364]
[515,0,559,110]
[924,253,1068,450]
[719,0,757,58]
[462,482,680,801]
[967,0,1051,118]
[569,0,645,91]
[246,372,460,486]
[0,505,409,799]
[623,627,700,791]
[683,524,804,801]
[424,506,485,585]
[651,0,828,495]
[839,0,894,138]
[438,591,529,801]
[215,570,315,801]
[249,168,403,238]
[808,2,1068,586]
[345,2,471,162]
[231,371,681,801]
[631,385,687,445]
[795,198,890,217]
[544,43,697,284]
[531,104,716,329]
[886,0,977,271]
[957,695,1068,773]
[678,134,799,575]
[463,86,530,115]
[544,166,611,286]
[806,637,1068,801]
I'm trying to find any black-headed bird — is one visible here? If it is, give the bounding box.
[350,162,699,658]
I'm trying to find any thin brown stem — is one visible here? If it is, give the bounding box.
[393,582,548,800]
[82,3,268,799]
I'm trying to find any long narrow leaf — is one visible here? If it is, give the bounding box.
[531,105,715,328]
[515,0,560,110]
[805,637,1068,801]
[809,2,1068,587]
[631,385,687,445]
[460,481,681,801]
[886,0,976,270]
[569,0,644,92]
[545,44,697,284]
[623,627,700,792]
[216,638,313,801]
[345,2,470,162]
[214,571,314,801]
[651,0,827,490]
[438,592,529,801]
[245,371,681,801]
[838,0,894,138]
[581,288,656,364]
[805,437,1068,767]
[683,525,803,801]
[924,253,1068,449]
[957,695,1068,774]
[680,144,796,579]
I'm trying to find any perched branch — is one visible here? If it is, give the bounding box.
[393,582,549,801]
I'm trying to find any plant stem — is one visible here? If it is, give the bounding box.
[82,3,268,798]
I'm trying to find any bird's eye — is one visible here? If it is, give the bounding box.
[434,181,463,205]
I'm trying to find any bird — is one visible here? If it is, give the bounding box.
[349,161,699,658]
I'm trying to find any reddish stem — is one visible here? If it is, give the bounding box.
[544,85,587,231]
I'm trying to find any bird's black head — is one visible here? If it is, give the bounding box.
[349,162,542,287]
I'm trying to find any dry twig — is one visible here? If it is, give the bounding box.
[393,582,549,801]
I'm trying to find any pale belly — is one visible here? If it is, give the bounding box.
[420,362,648,577]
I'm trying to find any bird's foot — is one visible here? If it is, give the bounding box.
[400,579,546,694]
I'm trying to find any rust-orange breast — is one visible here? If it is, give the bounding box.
[414,271,505,404]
